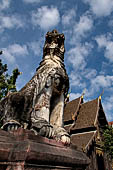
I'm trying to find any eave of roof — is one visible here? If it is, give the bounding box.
[108,121,113,125]
[70,98,99,130]
[71,131,97,152]
[65,96,109,152]
[64,97,82,122]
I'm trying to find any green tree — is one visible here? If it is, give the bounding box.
[103,125,113,160]
[0,51,21,100]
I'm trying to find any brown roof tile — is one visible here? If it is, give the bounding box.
[109,121,113,126]
[73,98,99,130]
[64,98,99,131]
[64,97,81,122]
[108,121,113,125]
[71,131,97,150]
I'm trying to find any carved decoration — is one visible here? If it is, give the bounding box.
[0,30,70,144]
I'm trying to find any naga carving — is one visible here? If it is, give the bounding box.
[0,30,70,144]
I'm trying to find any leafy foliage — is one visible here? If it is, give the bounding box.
[0,54,21,100]
[0,53,21,127]
[103,125,113,159]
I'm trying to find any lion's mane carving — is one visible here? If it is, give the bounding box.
[0,30,70,144]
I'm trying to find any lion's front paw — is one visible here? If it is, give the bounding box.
[61,135,70,145]
[53,127,70,145]
[1,120,21,131]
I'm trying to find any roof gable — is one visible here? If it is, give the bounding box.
[97,100,108,127]
[71,131,97,151]
[64,96,109,152]
[64,97,108,133]
[74,98,99,130]
[64,97,82,123]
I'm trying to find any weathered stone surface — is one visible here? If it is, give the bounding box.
[0,30,90,170]
[0,128,89,170]
[0,30,70,145]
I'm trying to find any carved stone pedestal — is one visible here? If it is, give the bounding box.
[0,128,89,170]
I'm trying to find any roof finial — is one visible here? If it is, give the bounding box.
[65,86,71,104]
[99,89,104,100]
[81,88,86,99]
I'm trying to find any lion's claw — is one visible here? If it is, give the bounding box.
[2,122,20,131]
[61,135,70,145]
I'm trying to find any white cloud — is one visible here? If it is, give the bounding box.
[23,0,41,3]
[3,44,28,63]
[31,6,60,30]
[62,9,76,26]
[100,61,110,74]
[67,43,93,95]
[83,69,97,79]
[95,34,113,62]
[86,75,113,97]
[73,14,93,40]
[8,44,28,56]
[103,96,113,112]
[62,12,93,45]
[70,92,81,101]
[67,46,86,70]
[69,72,82,87]
[69,13,93,44]
[103,96,113,121]
[69,72,86,90]
[91,75,113,88]
[84,0,113,17]
[0,14,25,33]
[67,43,93,71]
[3,49,15,63]
[0,0,11,11]
[28,40,43,56]
[95,35,107,47]
[108,19,113,27]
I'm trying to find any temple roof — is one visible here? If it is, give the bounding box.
[71,131,97,151]
[64,96,108,151]
[109,121,113,126]
[64,97,108,131]
[72,98,99,130]
[64,97,82,122]
[64,98,100,131]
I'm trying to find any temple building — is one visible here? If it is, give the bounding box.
[64,95,112,170]
[0,30,112,169]
[109,121,113,127]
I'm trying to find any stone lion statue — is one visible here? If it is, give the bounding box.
[0,30,70,144]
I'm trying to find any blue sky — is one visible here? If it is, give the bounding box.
[0,0,113,122]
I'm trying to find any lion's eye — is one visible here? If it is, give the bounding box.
[47,37,52,44]
[57,38,61,47]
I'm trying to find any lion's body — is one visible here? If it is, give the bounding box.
[0,30,70,144]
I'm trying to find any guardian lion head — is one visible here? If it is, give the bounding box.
[43,30,65,61]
